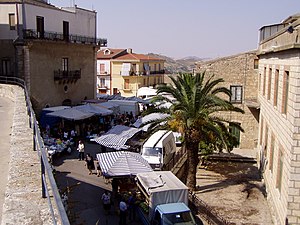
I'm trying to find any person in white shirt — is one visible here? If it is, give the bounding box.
[77,140,85,161]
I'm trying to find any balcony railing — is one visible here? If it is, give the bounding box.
[54,69,81,81]
[122,69,165,76]
[23,29,107,47]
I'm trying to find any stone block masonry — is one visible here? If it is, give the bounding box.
[0,84,54,225]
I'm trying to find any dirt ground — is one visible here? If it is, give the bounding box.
[195,160,274,225]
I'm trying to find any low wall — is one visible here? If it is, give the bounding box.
[0,84,52,224]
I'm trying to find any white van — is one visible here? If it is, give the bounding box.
[141,130,176,170]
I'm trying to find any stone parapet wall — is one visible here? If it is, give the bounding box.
[0,84,53,225]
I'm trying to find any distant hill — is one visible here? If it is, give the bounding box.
[147,53,209,74]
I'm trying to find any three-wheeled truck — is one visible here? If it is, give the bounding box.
[136,171,197,225]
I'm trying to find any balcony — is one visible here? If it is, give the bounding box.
[97,84,108,89]
[123,69,165,76]
[54,69,81,82]
[98,71,110,76]
[23,29,107,47]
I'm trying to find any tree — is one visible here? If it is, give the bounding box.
[147,72,244,191]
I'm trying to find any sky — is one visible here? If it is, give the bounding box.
[50,0,300,59]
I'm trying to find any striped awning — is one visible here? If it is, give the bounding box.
[96,151,153,177]
[133,113,169,131]
[93,125,141,150]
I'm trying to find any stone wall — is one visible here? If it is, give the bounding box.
[0,84,53,224]
[195,52,259,150]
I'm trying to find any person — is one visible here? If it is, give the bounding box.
[85,153,95,175]
[96,161,101,177]
[101,190,111,215]
[128,192,136,221]
[77,140,85,161]
[119,198,127,225]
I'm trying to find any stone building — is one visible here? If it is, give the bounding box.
[97,48,165,97]
[0,0,107,113]
[257,13,300,225]
[195,51,259,150]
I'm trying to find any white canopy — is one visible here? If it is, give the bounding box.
[97,151,153,177]
[47,107,95,121]
[133,113,169,131]
[93,125,141,150]
[137,87,157,98]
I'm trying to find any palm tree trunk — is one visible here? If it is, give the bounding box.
[185,139,199,191]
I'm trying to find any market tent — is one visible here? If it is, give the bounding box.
[40,106,71,128]
[93,125,141,150]
[47,107,95,121]
[133,113,169,131]
[74,104,113,116]
[137,87,157,98]
[96,151,153,177]
[96,102,120,114]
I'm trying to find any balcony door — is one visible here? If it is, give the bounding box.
[63,21,69,41]
[36,16,44,38]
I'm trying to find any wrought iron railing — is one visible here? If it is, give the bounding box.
[0,76,70,225]
[23,29,107,47]
[54,69,81,81]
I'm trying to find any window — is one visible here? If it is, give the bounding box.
[100,78,105,87]
[264,125,269,158]
[9,14,15,30]
[263,67,266,96]
[254,59,259,69]
[113,88,118,95]
[267,68,272,100]
[274,69,279,107]
[63,21,69,41]
[269,133,275,172]
[259,117,264,146]
[2,59,10,75]
[62,58,68,71]
[143,78,146,86]
[229,122,241,148]
[100,64,105,74]
[276,148,284,191]
[36,16,44,38]
[230,86,243,103]
[282,71,289,114]
[124,79,130,89]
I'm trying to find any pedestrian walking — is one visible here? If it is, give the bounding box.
[85,153,95,175]
[101,190,111,215]
[119,198,127,225]
[96,161,101,177]
[77,140,85,161]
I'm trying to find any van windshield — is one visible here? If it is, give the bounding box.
[142,147,162,156]
[162,211,196,225]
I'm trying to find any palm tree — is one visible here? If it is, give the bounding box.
[148,72,244,191]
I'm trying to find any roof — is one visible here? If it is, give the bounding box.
[0,0,57,9]
[97,48,164,62]
[136,171,188,195]
[97,48,127,59]
[96,151,153,177]
[93,125,141,150]
[113,53,164,62]
[156,202,190,214]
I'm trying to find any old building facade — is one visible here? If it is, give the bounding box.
[257,14,300,225]
[97,48,165,97]
[0,0,107,113]
[196,51,259,150]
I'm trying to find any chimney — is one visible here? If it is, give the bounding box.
[127,48,132,54]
